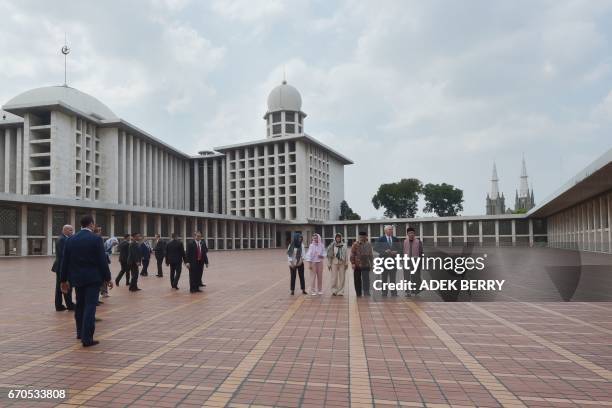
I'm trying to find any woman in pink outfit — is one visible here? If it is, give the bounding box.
[305,233,326,295]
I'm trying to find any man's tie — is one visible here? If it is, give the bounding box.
[196,241,202,261]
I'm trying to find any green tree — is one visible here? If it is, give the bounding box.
[372,178,422,218]
[339,200,361,220]
[422,183,464,216]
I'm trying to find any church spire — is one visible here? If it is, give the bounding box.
[490,162,500,199]
[519,155,529,198]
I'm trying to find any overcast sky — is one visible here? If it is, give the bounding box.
[1,0,611,219]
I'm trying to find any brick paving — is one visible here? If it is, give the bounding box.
[0,249,610,407]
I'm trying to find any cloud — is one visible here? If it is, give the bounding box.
[210,0,285,22]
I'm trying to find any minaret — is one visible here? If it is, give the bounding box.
[486,162,505,215]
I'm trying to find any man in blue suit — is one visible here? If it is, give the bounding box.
[60,215,113,347]
[374,225,402,296]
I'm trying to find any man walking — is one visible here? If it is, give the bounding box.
[403,227,424,296]
[139,238,152,276]
[350,231,374,296]
[374,225,402,296]
[165,233,185,289]
[52,224,74,311]
[186,231,208,293]
[114,234,131,287]
[60,215,112,347]
[127,233,143,292]
[153,234,166,277]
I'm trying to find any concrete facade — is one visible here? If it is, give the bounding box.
[0,84,611,257]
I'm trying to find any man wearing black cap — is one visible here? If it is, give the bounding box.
[403,226,424,296]
[350,231,374,296]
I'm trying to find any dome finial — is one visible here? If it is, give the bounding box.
[282,65,287,84]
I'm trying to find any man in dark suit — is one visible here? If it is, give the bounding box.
[185,231,208,293]
[374,225,402,296]
[165,233,185,289]
[153,234,166,277]
[139,238,152,276]
[52,224,75,311]
[114,234,131,287]
[127,232,143,292]
[60,215,112,347]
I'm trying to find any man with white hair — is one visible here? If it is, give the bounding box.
[374,225,402,296]
[51,224,75,311]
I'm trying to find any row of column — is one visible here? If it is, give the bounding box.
[9,204,278,256]
[548,192,612,253]
[0,127,22,194]
[320,219,539,246]
[118,131,189,210]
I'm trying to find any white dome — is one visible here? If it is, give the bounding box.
[266,81,302,112]
[4,85,117,120]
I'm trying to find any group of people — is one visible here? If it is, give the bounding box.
[51,215,212,347]
[286,225,423,297]
[112,232,206,292]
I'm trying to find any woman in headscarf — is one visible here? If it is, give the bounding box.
[287,233,307,295]
[305,233,326,295]
[326,233,348,296]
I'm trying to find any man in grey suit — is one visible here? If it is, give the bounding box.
[374,225,402,296]
[51,225,74,311]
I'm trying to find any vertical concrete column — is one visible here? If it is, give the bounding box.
[529,219,534,247]
[511,219,516,246]
[126,212,132,235]
[419,223,423,240]
[109,212,115,238]
[212,158,219,213]
[254,222,258,248]
[583,203,587,250]
[119,131,127,204]
[433,222,438,247]
[4,128,10,192]
[193,161,199,211]
[20,204,28,256]
[221,158,226,214]
[153,146,158,207]
[69,208,76,229]
[16,127,23,194]
[169,156,174,209]
[127,134,134,206]
[608,193,612,253]
[135,138,141,206]
[143,213,148,237]
[156,214,162,237]
[478,221,483,246]
[462,221,467,244]
[45,206,53,256]
[203,160,209,213]
[495,220,499,247]
[600,196,604,252]
[182,216,187,246]
[169,215,175,236]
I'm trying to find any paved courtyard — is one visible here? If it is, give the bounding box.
[0,249,611,407]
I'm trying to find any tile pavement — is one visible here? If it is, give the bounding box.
[0,249,610,407]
